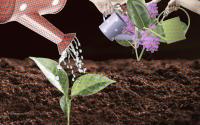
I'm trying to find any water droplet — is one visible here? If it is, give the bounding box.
[78,64,82,68]
[57,65,62,70]
[55,76,59,81]
[63,61,67,65]
[78,69,83,73]
[83,68,87,73]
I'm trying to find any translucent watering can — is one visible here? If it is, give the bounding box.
[154,7,190,44]
[99,10,127,41]
[0,0,75,55]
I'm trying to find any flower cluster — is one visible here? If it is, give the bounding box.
[140,25,160,53]
[121,15,135,35]
[147,3,159,19]
[121,7,160,53]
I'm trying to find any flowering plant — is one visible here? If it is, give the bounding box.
[116,0,190,61]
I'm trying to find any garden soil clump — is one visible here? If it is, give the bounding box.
[0,58,200,125]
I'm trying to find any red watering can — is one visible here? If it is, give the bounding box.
[0,0,76,55]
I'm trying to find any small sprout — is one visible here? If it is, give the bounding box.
[30,57,116,125]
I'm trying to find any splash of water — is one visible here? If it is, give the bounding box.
[57,36,86,81]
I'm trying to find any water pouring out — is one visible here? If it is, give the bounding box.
[58,36,86,81]
[0,0,86,81]
[0,0,74,54]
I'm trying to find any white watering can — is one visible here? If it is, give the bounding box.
[99,9,127,41]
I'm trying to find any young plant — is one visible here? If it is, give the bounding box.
[116,0,190,61]
[30,57,116,125]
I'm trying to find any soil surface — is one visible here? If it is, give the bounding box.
[0,58,200,125]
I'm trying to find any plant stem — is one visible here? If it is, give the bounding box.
[138,47,145,61]
[134,27,140,61]
[134,43,139,61]
[67,99,71,125]
[128,41,139,61]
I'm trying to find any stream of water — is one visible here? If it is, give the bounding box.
[57,37,86,81]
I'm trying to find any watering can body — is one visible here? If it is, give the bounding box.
[0,0,66,23]
[0,0,75,54]
[160,17,187,44]
[99,12,127,41]
[157,8,190,44]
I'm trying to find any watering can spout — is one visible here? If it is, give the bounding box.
[16,13,75,55]
[57,33,76,55]
[0,0,74,55]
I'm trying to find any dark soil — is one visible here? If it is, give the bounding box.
[0,58,200,125]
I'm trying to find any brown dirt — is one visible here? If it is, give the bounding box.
[0,58,200,125]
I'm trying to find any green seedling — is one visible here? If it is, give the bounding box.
[30,57,116,125]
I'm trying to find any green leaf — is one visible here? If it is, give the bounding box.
[30,57,69,94]
[150,24,166,42]
[153,24,165,37]
[132,0,146,5]
[160,17,187,44]
[140,0,146,4]
[60,96,67,114]
[60,96,71,116]
[127,0,151,29]
[71,74,116,97]
[116,40,132,47]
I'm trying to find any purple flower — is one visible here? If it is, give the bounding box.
[121,15,135,35]
[147,3,159,19]
[139,24,160,53]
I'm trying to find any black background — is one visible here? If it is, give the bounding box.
[0,0,199,60]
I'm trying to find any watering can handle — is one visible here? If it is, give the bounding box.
[103,16,106,21]
[102,3,122,22]
[157,7,191,34]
